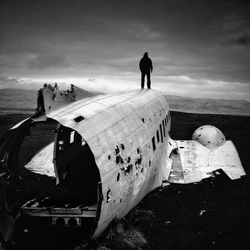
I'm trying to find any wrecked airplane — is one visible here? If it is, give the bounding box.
[0,84,246,245]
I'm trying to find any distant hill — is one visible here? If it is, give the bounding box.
[0,88,37,114]
[0,88,95,114]
[166,95,250,116]
[0,88,249,115]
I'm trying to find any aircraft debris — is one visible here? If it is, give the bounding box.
[0,86,246,245]
[161,180,170,187]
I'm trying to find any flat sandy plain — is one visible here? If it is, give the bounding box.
[0,110,249,250]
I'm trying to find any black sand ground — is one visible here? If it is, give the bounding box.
[0,111,250,249]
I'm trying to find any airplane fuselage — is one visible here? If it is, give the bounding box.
[46,89,171,238]
[1,88,245,244]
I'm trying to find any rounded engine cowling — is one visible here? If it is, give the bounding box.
[192,125,226,149]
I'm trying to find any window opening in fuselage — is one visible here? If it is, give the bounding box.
[162,120,165,137]
[152,136,156,151]
[160,124,163,143]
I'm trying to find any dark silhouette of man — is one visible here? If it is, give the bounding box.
[139,52,153,89]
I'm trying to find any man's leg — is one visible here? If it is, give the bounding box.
[147,72,151,89]
[141,73,145,89]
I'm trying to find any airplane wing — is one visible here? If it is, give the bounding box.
[24,142,55,177]
[166,138,246,184]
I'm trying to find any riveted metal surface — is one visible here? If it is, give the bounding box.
[168,140,246,183]
[46,89,170,237]
[1,88,246,243]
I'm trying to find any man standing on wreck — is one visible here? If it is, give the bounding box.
[139,52,153,89]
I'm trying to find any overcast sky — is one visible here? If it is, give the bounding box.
[0,0,250,99]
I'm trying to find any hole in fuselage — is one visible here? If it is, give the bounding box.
[55,125,101,206]
[16,122,102,244]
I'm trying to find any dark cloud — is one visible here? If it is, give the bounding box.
[222,33,250,47]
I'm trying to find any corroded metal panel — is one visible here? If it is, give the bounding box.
[46,89,169,238]
[20,89,170,240]
[167,140,246,183]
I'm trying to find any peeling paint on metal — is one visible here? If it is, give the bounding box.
[115,146,120,155]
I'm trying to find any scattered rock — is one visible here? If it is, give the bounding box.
[101,219,147,249]
[199,210,206,216]
[97,246,110,250]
